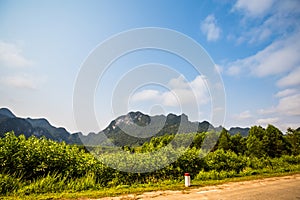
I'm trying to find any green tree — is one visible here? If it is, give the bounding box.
[217,128,232,151]
[246,126,266,157]
[263,124,288,157]
[230,133,246,154]
[190,133,204,149]
[286,127,300,155]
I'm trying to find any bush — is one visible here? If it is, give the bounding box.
[205,149,247,173]
[195,170,237,180]
[0,132,98,180]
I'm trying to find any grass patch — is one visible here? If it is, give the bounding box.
[1,171,299,200]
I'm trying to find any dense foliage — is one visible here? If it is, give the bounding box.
[0,125,300,195]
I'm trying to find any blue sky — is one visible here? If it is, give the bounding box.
[0,0,299,133]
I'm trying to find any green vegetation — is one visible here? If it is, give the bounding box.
[0,125,300,199]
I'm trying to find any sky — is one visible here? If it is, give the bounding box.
[0,0,299,134]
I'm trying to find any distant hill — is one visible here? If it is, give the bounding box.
[0,108,16,119]
[0,108,78,143]
[228,127,250,137]
[0,108,250,146]
[83,112,213,146]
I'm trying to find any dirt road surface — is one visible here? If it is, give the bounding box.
[97,174,300,200]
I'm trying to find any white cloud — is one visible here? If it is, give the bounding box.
[201,14,221,42]
[189,75,210,104]
[161,90,179,107]
[260,92,300,117]
[277,67,300,87]
[255,90,300,130]
[1,74,39,90]
[233,110,252,120]
[168,75,190,90]
[278,123,300,131]
[131,89,161,102]
[131,75,209,107]
[227,65,241,76]
[231,0,300,45]
[232,0,274,17]
[274,88,297,98]
[257,107,276,115]
[0,41,44,91]
[226,33,300,77]
[166,75,210,106]
[253,36,300,77]
[256,117,279,125]
[0,41,33,68]
[276,94,300,116]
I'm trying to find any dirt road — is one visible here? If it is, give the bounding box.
[98,174,300,200]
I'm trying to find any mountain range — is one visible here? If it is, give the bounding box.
[0,108,249,146]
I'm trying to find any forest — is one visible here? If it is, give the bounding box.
[0,124,300,196]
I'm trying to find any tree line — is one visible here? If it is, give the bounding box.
[0,124,299,195]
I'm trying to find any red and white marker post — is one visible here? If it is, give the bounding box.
[184,173,190,187]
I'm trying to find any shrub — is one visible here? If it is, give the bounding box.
[205,149,247,173]
[195,170,237,180]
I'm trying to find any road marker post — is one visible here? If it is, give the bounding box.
[185,173,190,187]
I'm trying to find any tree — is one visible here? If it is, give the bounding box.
[286,127,300,155]
[190,133,204,149]
[248,125,265,139]
[230,133,246,154]
[263,124,288,157]
[217,128,232,151]
[246,126,266,157]
[201,131,220,153]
